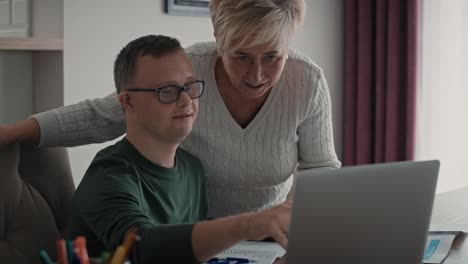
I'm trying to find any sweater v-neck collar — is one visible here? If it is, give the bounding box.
[209,56,283,136]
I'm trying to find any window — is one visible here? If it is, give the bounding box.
[416,0,468,192]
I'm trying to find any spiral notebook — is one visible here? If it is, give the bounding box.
[205,240,286,264]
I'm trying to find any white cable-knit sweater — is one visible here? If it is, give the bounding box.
[33,42,341,218]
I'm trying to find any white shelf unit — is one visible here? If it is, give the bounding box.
[0,0,63,123]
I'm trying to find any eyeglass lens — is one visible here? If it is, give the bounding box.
[158,81,203,103]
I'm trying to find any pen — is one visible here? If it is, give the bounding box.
[66,240,75,264]
[56,239,68,264]
[130,234,141,264]
[100,251,110,264]
[73,253,82,264]
[74,236,90,264]
[207,257,255,263]
[39,250,54,264]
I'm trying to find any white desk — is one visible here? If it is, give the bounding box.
[430,187,468,263]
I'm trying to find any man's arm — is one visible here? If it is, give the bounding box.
[77,166,291,263]
[191,201,291,261]
[0,92,125,148]
[76,167,200,263]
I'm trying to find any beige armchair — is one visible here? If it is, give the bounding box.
[0,143,75,264]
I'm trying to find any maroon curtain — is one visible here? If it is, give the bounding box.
[343,0,419,166]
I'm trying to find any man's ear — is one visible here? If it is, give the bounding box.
[118,92,134,111]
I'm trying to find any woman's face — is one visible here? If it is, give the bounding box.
[219,44,288,100]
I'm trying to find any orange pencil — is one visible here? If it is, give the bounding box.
[110,228,138,264]
[56,239,68,264]
[74,236,90,264]
[122,228,138,252]
[110,246,127,264]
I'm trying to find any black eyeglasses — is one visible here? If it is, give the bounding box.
[126,80,205,104]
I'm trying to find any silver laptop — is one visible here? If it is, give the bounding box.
[286,160,440,264]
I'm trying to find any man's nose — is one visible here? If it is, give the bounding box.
[177,91,192,106]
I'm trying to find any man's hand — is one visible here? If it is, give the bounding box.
[191,200,293,262]
[273,255,287,264]
[243,200,293,248]
[0,118,40,147]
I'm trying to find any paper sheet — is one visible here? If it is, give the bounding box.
[429,223,468,233]
[204,241,286,264]
[423,234,457,263]
[430,188,468,233]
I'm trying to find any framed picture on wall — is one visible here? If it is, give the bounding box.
[165,0,210,16]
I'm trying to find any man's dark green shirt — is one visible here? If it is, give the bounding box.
[68,137,207,263]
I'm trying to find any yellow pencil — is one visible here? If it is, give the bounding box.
[122,228,138,253]
[109,228,138,264]
[109,246,127,264]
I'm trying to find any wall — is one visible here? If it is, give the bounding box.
[64,0,344,184]
[293,0,343,162]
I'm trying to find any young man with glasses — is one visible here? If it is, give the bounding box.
[68,35,291,263]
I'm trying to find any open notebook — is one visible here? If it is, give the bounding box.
[203,241,286,264]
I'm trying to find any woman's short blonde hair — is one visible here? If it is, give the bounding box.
[210,0,305,52]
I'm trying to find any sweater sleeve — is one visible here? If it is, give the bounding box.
[75,164,198,263]
[31,92,126,147]
[297,67,341,170]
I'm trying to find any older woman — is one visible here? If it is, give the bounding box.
[0,0,340,218]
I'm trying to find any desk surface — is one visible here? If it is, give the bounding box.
[431,187,468,264]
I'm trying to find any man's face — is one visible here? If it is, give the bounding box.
[124,50,198,144]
